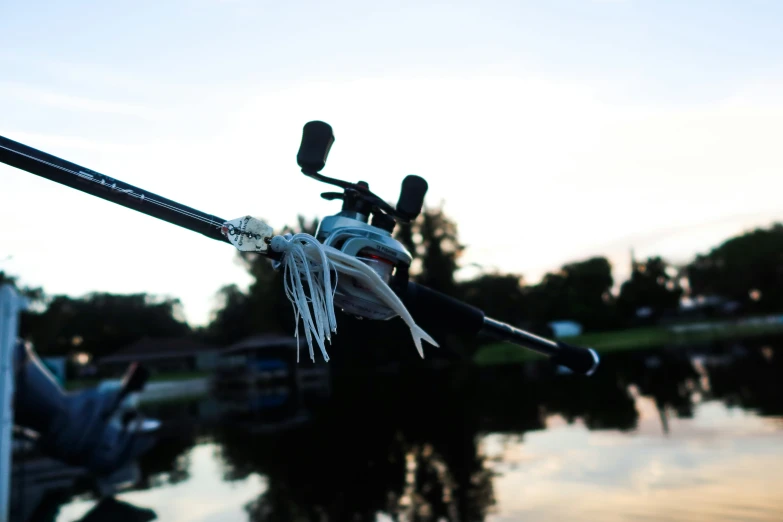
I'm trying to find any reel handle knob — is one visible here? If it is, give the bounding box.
[396,175,428,221]
[297,121,334,174]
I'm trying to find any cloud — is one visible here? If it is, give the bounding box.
[0,81,161,120]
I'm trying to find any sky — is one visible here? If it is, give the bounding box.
[1,0,782,326]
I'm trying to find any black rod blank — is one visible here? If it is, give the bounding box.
[0,135,229,244]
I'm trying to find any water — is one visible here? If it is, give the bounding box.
[30,340,783,521]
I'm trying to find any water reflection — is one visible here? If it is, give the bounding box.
[216,368,496,522]
[45,337,783,522]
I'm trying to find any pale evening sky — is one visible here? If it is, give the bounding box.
[1,0,782,325]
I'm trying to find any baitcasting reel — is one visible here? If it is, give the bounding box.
[295,121,428,320]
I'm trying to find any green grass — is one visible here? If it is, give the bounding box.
[474,319,783,366]
[65,370,210,391]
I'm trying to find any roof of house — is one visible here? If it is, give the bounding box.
[222,333,298,355]
[99,337,220,364]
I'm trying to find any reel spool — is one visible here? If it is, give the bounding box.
[296,121,428,320]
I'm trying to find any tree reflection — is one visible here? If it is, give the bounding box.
[214,355,657,522]
[136,432,194,488]
[135,339,783,522]
[215,370,495,522]
[703,339,783,416]
[135,399,204,488]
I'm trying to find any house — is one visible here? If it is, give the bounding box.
[547,320,583,338]
[211,334,331,422]
[213,334,331,394]
[98,337,220,378]
[678,295,743,318]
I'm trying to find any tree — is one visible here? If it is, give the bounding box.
[524,272,569,331]
[526,257,616,331]
[458,273,526,326]
[22,292,191,357]
[204,284,254,346]
[395,206,464,295]
[0,270,44,304]
[686,223,783,312]
[617,256,683,323]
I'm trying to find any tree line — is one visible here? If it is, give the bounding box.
[394,211,782,335]
[2,211,781,359]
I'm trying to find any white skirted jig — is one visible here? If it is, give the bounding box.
[269,233,439,362]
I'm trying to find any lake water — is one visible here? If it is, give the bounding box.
[36,339,783,521]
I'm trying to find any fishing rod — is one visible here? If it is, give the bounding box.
[0,123,599,375]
